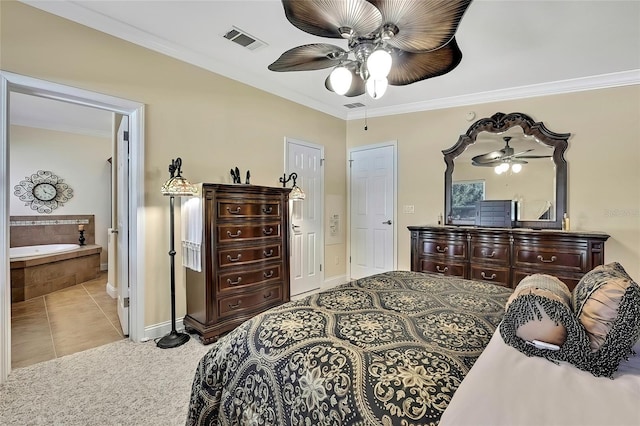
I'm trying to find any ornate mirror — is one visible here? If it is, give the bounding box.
[443,112,569,229]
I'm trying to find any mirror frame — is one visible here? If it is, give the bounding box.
[443,112,570,229]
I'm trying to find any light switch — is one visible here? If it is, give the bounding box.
[403,205,415,214]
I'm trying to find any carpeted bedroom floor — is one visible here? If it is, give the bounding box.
[0,335,211,425]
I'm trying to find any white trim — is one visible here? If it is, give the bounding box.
[144,317,186,341]
[322,274,348,291]
[0,70,145,384]
[346,70,640,120]
[347,141,398,280]
[106,281,117,299]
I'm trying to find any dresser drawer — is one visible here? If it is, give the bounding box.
[470,265,510,287]
[418,259,466,277]
[420,239,467,259]
[218,223,281,244]
[218,264,282,293]
[513,270,581,292]
[217,284,283,319]
[470,243,510,264]
[217,200,281,219]
[218,244,281,268]
[514,246,585,272]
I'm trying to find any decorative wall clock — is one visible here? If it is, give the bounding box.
[14,170,74,214]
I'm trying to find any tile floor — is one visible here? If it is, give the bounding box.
[10,271,125,369]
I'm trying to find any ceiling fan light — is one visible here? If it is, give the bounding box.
[367,49,392,79]
[511,163,522,173]
[366,77,388,99]
[329,66,352,95]
[494,165,503,175]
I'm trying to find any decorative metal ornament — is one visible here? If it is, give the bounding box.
[14,170,74,214]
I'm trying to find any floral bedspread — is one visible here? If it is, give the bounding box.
[186,270,512,426]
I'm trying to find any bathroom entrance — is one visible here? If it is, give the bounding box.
[0,71,145,383]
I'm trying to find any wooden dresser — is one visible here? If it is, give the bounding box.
[185,184,291,344]
[408,225,609,291]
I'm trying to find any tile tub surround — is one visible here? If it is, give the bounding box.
[10,214,95,247]
[10,245,102,302]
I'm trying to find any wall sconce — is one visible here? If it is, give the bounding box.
[157,157,197,349]
[279,172,306,200]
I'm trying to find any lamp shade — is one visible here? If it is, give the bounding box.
[366,77,388,100]
[329,66,352,95]
[289,184,306,200]
[367,49,392,79]
[161,176,198,196]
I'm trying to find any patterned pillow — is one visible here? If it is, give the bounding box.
[501,274,590,367]
[571,262,640,377]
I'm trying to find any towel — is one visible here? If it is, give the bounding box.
[181,185,202,272]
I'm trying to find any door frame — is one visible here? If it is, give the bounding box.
[347,141,398,279]
[0,71,146,384]
[284,137,325,293]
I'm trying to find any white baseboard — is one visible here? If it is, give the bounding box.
[144,317,186,341]
[105,282,117,299]
[322,274,348,290]
[100,263,108,271]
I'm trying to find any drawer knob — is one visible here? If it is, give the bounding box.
[537,255,557,263]
[227,230,242,238]
[482,250,496,258]
[262,206,273,214]
[263,291,273,299]
[226,206,242,214]
[263,249,274,257]
[481,271,497,280]
[227,277,242,286]
[227,254,242,262]
[263,227,274,235]
[436,265,449,273]
[228,300,242,309]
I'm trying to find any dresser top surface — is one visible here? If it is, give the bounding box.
[407,224,610,240]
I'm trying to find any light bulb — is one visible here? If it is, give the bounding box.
[511,163,522,173]
[329,66,352,95]
[367,49,392,79]
[366,77,388,99]
[494,165,503,175]
[500,163,510,173]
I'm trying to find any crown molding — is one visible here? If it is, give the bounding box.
[347,70,640,120]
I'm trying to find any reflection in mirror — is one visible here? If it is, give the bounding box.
[443,112,569,230]
[453,127,556,221]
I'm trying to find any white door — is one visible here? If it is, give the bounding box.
[287,139,323,296]
[116,116,129,335]
[349,144,396,279]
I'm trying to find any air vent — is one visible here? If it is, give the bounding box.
[344,102,365,109]
[223,26,267,51]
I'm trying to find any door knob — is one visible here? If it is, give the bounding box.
[382,220,392,225]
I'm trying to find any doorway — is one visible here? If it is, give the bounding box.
[348,142,398,279]
[0,71,145,384]
[285,138,324,297]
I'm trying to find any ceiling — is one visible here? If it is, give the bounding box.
[15,0,640,123]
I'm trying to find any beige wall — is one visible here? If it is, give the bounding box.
[347,85,640,280]
[1,1,347,327]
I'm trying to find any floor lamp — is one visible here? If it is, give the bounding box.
[158,157,197,349]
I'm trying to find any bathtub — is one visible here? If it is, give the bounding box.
[10,244,102,302]
[10,243,81,260]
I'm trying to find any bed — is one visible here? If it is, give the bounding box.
[186,270,513,425]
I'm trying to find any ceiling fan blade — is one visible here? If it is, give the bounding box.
[370,0,473,52]
[282,0,382,39]
[472,150,505,164]
[517,155,553,159]
[324,67,366,97]
[268,44,347,72]
[387,38,462,86]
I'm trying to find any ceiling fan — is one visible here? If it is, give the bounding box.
[268,0,473,99]
[471,136,552,173]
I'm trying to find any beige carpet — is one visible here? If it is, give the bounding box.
[0,336,211,425]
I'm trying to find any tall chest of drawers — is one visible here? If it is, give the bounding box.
[408,226,609,291]
[185,184,291,344]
